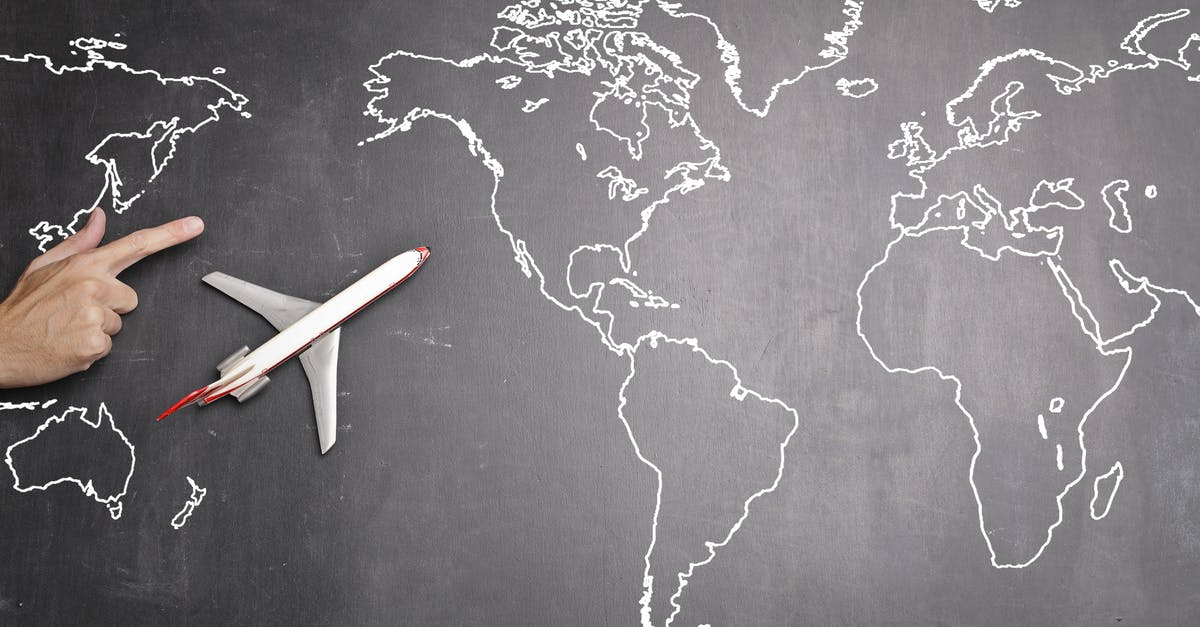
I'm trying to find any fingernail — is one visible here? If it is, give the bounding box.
[181,216,204,235]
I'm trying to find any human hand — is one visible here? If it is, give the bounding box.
[0,209,204,388]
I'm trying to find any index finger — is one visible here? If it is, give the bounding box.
[91,216,204,275]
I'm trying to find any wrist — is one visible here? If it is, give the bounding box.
[0,303,30,388]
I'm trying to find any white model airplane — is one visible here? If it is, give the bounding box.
[158,246,430,453]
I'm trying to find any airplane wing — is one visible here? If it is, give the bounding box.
[201,272,321,331]
[299,331,340,454]
[202,272,342,454]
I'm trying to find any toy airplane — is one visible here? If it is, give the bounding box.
[158,246,430,453]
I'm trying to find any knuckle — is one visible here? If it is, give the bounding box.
[81,305,106,327]
[75,278,103,298]
[127,231,151,254]
[83,334,112,358]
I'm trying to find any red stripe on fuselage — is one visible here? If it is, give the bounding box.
[173,249,429,413]
[158,385,209,421]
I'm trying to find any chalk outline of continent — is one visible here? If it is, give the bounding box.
[4,402,136,520]
[618,332,800,627]
[170,475,207,530]
[362,87,800,627]
[856,9,1199,568]
[657,0,863,117]
[0,36,251,251]
[359,3,821,622]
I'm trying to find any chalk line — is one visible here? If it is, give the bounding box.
[657,0,864,117]
[360,3,816,621]
[522,97,549,113]
[836,77,879,98]
[4,403,135,520]
[0,36,250,251]
[0,399,57,412]
[975,0,1023,13]
[857,10,1198,568]
[1090,461,1124,520]
[617,332,800,627]
[1102,179,1133,234]
[170,476,207,530]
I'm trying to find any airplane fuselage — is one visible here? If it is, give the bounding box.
[159,247,429,420]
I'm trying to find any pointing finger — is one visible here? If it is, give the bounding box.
[92,216,204,275]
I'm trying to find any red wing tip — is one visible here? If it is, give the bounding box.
[158,386,209,421]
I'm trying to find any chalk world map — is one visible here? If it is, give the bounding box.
[1,1,1198,623]
[361,1,1199,623]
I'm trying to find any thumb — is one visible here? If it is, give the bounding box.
[25,208,107,274]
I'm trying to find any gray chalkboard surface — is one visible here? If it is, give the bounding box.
[1,1,1199,624]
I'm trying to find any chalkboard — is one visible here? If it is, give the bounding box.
[2,1,1199,624]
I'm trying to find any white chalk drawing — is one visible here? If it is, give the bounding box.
[1102,179,1133,233]
[976,0,1023,12]
[1144,184,1158,198]
[0,36,250,251]
[618,333,799,627]
[522,97,549,113]
[1051,255,1200,352]
[657,0,863,117]
[496,74,521,89]
[597,166,649,202]
[836,77,879,98]
[170,476,207,530]
[1089,461,1124,520]
[858,9,1200,568]
[0,399,57,412]
[4,403,135,520]
[359,1,832,623]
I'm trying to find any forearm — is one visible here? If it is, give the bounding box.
[0,303,38,388]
